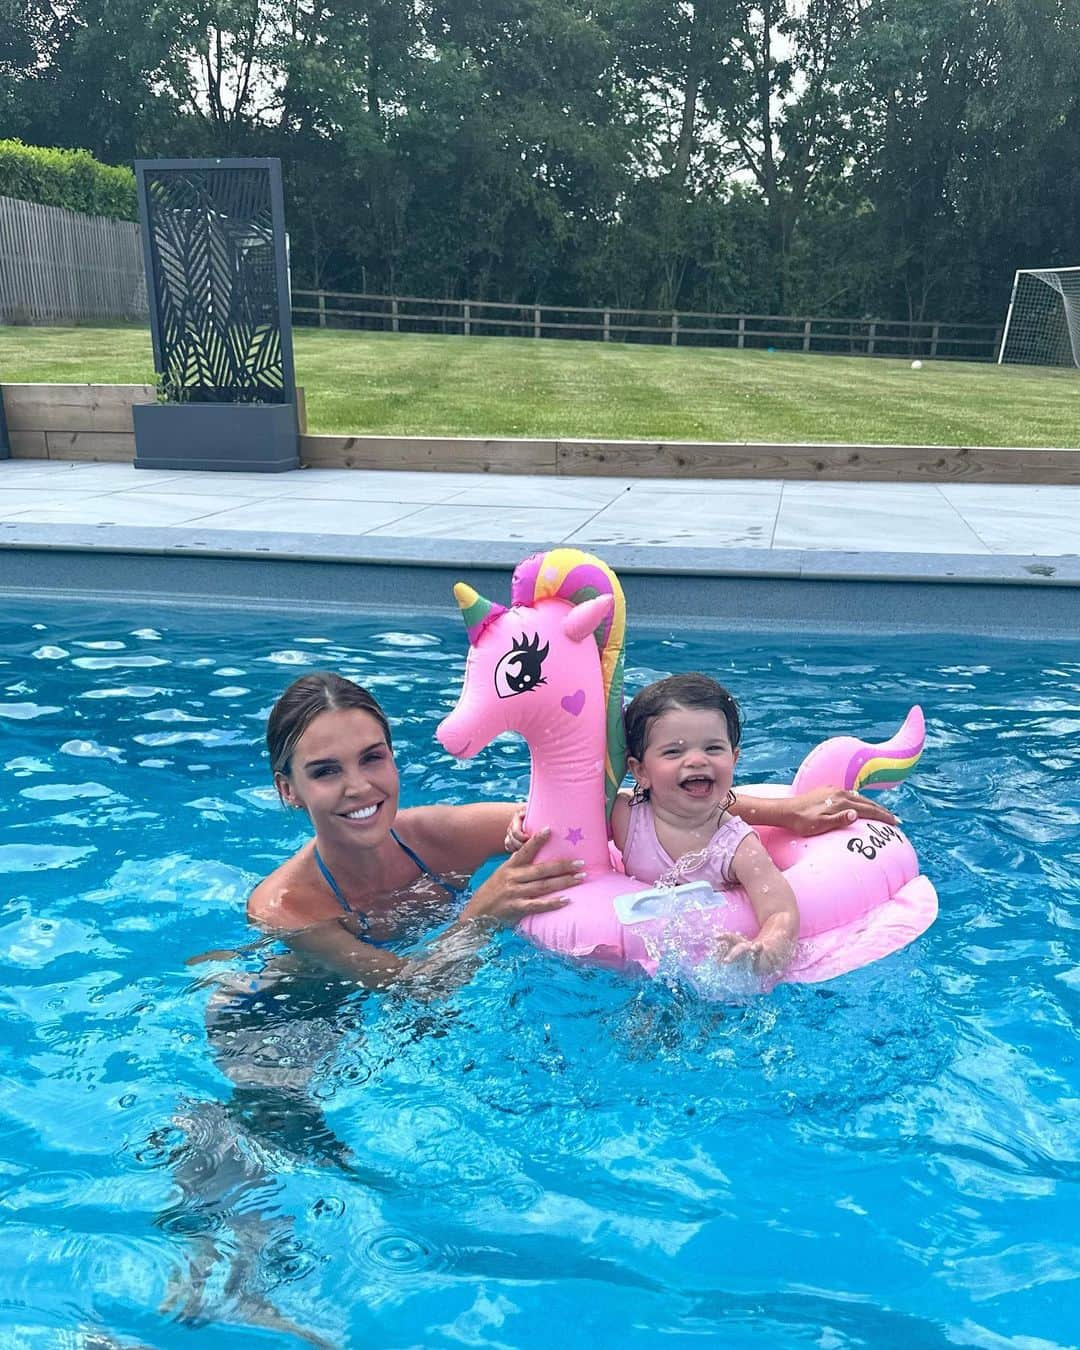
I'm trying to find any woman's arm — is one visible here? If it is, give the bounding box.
[401,800,522,875]
[263,831,583,994]
[732,784,898,836]
[715,834,799,977]
[510,787,896,847]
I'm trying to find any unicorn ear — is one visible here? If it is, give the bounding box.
[562,594,614,643]
[454,582,506,646]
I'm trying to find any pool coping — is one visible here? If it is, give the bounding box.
[1,522,1077,639]
[2,520,1078,584]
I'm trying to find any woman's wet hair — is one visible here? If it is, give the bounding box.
[267,673,392,782]
[624,672,742,763]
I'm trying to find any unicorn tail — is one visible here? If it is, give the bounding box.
[791,705,925,795]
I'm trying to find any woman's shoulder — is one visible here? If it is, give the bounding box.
[247,843,328,927]
[395,801,515,872]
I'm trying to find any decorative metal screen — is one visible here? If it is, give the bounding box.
[135,159,296,405]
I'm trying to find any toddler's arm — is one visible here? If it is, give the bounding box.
[715,834,799,977]
[609,792,632,854]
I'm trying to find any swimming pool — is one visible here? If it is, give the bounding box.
[1,595,1077,1347]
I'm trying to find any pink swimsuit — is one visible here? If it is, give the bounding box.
[621,800,755,890]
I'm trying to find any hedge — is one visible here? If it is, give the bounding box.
[0,140,137,221]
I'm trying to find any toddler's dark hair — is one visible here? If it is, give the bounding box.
[624,673,742,763]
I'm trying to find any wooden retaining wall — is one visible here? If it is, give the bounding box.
[1,383,156,460]
[299,434,1080,484]
[0,384,307,462]
[2,383,1078,483]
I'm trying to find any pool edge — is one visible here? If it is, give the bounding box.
[2,525,1076,638]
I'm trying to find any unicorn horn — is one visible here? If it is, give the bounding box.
[453,582,506,645]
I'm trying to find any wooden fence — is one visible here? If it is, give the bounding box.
[0,195,147,324]
[292,289,1003,361]
[0,208,1003,360]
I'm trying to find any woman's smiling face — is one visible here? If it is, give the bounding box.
[276,707,400,844]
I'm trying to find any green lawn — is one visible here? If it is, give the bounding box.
[1,323,1077,447]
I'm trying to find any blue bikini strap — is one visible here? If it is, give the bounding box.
[313,833,465,931]
[313,845,394,950]
[390,829,467,902]
[313,844,351,912]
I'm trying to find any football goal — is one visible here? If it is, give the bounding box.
[998,267,1080,367]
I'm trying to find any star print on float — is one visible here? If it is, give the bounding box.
[494,633,550,698]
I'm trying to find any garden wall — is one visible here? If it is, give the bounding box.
[2,382,1077,483]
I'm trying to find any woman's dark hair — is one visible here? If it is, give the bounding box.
[267,673,392,780]
[624,673,742,763]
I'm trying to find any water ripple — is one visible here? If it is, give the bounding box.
[20,782,114,802]
[0,701,63,721]
[0,844,96,874]
[361,1227,440,1275]
[71,655,167,669]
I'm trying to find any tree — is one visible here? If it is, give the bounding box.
[841,0,1080,322]
[609,1,865,312]
[714,0,865,310]
[4,0,1077,324]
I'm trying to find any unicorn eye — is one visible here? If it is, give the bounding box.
[494,632,549,699]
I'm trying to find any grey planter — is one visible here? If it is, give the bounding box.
[133,401,300,473]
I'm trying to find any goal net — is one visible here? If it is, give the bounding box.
[998,267,1080,367]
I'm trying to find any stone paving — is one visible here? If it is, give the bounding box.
[2,460,1078,558]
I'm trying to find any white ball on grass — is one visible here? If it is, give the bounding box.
[910,359,923,369]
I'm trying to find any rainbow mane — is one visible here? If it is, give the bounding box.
[846,745,923,792]
[510,549,627,818]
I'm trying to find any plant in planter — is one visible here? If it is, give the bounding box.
[132,158,301,474]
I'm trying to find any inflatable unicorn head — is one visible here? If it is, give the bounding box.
[437,548,626,875]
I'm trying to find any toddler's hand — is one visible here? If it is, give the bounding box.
[714,930,793,977]
[504,806,530,853]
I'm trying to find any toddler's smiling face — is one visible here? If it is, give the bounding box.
[629,704,739,823]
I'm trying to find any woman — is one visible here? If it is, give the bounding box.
[249,672,898,991]
[247,671,582,991]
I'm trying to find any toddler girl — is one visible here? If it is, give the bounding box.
[611,673,797,977]
[506,672,900,977]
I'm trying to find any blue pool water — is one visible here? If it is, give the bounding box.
[1,595,1078,1348]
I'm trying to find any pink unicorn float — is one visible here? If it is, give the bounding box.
[436,548,938,985]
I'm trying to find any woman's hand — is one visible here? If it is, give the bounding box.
[503,805,529,853]
[781,785,898,837]
[464,829,584,926]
